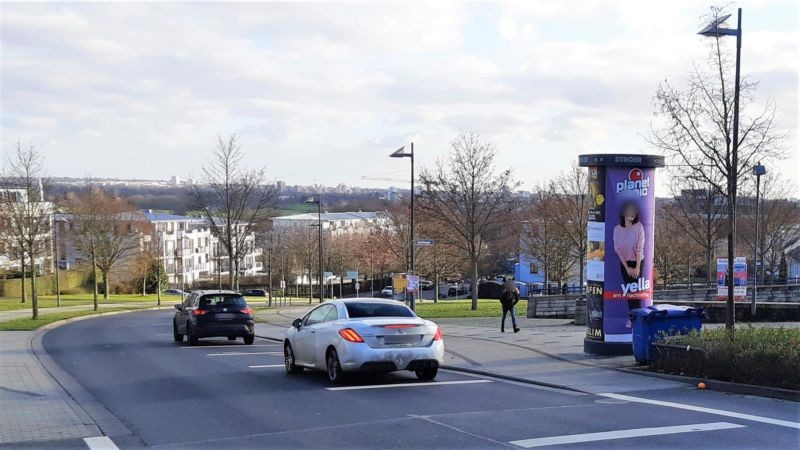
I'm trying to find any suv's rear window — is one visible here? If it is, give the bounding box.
[199,295,247,309]
[345,302,414,318]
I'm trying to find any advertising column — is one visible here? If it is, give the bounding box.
[579,154,664,355]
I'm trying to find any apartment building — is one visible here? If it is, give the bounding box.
[271,211,386,236]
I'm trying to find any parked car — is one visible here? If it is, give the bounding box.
[172,290,255,345]
[241,289,267,297]
[419,279,434,290]
[164,289,184,295]
[283,299,443,383]
[379,286,394,297]
[448,285,468,297]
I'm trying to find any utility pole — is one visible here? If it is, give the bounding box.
[52,215,61,307]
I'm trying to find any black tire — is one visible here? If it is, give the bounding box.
[415,367,438,381]
[227,336,236,341]
[173,321,183,343]
[284,343,303,374]
[326,348,347,384]
[243,334,255,345]
[187,323,199,346]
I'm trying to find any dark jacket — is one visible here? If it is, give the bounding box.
[499,290,519,310]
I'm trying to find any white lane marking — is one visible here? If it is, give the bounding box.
[326,379,492,391]
[509,422,744,448]
[206,352,282,356]
[181,344,278,349]
[249,364,284,368]
[83,436,120,450]
[599,393,800,430]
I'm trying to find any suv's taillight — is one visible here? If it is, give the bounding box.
[338,328,365,343]
[193,309,208,316]
[433,327,443,341]
[240,307,253,315]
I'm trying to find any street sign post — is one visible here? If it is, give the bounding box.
[415,239,434,247]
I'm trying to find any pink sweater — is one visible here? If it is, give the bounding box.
[613,222,645,262]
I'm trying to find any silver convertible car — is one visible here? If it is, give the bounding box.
[283,299,444,383]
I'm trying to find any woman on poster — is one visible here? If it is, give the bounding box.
[613,200,645,310]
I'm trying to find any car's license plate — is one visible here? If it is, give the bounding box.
[384,335,419,345]
[215,313,235,320]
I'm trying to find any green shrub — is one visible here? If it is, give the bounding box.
[653,326,800,390]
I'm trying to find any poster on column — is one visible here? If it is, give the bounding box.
[602,166,656,342]
[717,257,747,300]
[585,166,606,342]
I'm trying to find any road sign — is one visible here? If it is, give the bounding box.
[415,239,434,247]
[354,282,360,292]
[346,271,358,280]
[280,280,286,289]
[324,271,334,279]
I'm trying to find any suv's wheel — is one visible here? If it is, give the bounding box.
[187,323,199,346]
[243,334,255,345]
[284,343,303,374]
[415,367,438,381]
[172,321,183,343]
[326,348,347,384]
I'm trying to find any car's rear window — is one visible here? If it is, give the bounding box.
[199,295,247,308]
[344,302,414,318]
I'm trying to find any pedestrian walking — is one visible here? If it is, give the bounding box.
[500,280,520,333]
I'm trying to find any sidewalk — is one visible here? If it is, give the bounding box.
[0,331,100,445]
[0,301,160,323]
[254,306,687,394]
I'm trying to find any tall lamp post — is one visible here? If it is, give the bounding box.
[390,143,416,310]
[698,8,742,330]
[751,162,766,316]
[305,195,324,304]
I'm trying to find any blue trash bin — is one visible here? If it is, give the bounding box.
[629,305,705,364]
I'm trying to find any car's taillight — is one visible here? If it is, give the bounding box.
[385,324,416,329]
[240,307,253,315]
[338,328,365,343]
[433,327,443,341]
[193,309,208,316]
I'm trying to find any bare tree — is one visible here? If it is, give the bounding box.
[654,203,702,288]
[520,189,575,292]
[0,142,52,319]
[191,134,277,290]
[419,132,518,310]
[665,174,727,283]
[738,174,800,283]
[650,6,786,329]
[546,163,589,290]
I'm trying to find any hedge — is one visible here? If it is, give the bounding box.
[652,326,800,391]
[0,270,92,297]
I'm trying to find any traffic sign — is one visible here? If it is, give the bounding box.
[415,239,434,247]
[346,271,358,280]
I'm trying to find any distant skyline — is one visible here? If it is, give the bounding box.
[1,1,798,195]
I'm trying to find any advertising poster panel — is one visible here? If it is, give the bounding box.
[580,154,663,354]
[717,257,747,299]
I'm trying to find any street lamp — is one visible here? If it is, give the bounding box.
[304,195,324,304]
[751,162,766,316]
[390,143,415,310]
[699,8,742,329]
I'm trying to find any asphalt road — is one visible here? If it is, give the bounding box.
[38,310,799,449]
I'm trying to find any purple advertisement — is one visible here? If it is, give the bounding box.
[602,166,656,340]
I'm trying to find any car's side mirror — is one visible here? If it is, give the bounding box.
[292,318,302,329]
[174,304,182,310]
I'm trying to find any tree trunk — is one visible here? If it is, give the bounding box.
[470,259,478,311]
[30,250,38,320]
[20,255,26,304]
[103,272,110,300]
[578,254,585,294]
[434,273,439,303]
[92,253,98,311]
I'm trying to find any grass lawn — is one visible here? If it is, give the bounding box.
[0,306,156,331]
[415,299,526,318]
[0,293,177,311]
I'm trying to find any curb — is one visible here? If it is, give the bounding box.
[620,367,800,402]
[28,307,169,444]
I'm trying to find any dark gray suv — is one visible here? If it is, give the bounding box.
[173,290,255,345]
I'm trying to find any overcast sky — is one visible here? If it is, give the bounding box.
[1,1,798,194]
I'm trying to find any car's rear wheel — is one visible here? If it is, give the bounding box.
[415,367,438,381]
[284,343,303,374]
[172,321,183,343]
[326,348,347,384]
[243,334,255,345]
[227,336,236,341]
[187,323,199,346]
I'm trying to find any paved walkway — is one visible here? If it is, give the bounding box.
[0,331,100,445]
[0,301,161,323]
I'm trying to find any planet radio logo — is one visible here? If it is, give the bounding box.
[615,168,650,197]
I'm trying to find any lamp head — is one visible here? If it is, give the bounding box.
[698,13,735,37]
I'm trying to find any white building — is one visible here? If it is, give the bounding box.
[0,187,54,273]
[271,211,386,236]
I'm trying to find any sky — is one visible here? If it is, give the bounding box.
[1,1,798,195]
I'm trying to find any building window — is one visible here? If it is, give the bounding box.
[530,263,539,274]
